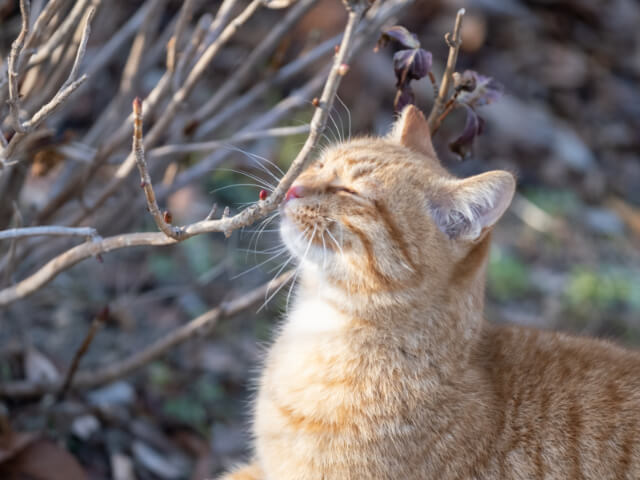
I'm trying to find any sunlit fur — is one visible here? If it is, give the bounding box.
[220,106,640,480]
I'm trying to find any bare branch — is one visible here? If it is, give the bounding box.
[2,203,23,287]
[427,8,465,132]
[0,226,98,241]
[0,126,7,149]
[7,0,31,134]
[0,271,293,398]
[26,0,91,68]
[0,233,173,306]
[171,13,212,91]
[2,6,95,164]
[57,307,107,401]
[60,7,95,92]
[0,0,368,307]
[84,0,157,79]
[23,0,67,53]
[132,97,184,239]
[65,0,264,225]
[166,0,196,72]
[192,0,319,125]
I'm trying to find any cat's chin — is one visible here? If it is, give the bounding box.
[279,216,334,271]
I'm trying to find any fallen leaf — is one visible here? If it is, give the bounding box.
[0,437,87,480]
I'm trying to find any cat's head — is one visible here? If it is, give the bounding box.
[280,105,515,296]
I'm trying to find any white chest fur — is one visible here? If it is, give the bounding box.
[281,295,349,340]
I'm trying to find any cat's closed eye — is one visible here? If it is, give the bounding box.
[334,186,358,196]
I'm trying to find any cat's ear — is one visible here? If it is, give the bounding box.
[390,105,437,158]
[430,171,515,241]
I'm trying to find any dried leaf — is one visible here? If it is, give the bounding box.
[449,105,485,159]
[0,437,87,480]
[0,432,38,464]
[379,25,420,50]
[393,48,432,84]
[377,26,432,113]
[457,70,504,107]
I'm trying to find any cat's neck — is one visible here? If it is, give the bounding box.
[285,243,489,379]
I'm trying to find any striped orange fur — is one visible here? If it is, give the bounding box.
[219,106,640,479]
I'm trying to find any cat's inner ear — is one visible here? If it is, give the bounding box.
[390,105,437,158]
[430,171,516,242]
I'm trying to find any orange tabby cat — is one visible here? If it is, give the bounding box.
[220,105,640,479]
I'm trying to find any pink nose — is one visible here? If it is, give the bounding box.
[285,185,307,202]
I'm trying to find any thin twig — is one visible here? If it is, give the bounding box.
[192,0,319,125]
[2,204,23,287]
[167,0,196,72]
[22,0,67,54]
[0,271,293,397]
[132,98,183,239]
[56,307,108,401]
[7,0,31,134]
[26,0,90,67]
[192,32,340,139]
[427,7,465,132]
[433,89,462,134]
[66,0,264,226]
[0,226,98,241]
[0,0,368,307]
[1,6,95,163]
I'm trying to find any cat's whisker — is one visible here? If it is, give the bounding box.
[244,147,285,177]
[225,144,283,184]
[325,228,344,257]
[282,225,316,311]
[285,265,301,312]
[257,224,307,275]
[237,244,286,255]
[232,248,288,279]
[327,107,343,144]
[333,102,345,143]
[266,255,293,273]
[241,150,284,184]
[248,212,280,257]
[210,183,270,194]
[321,230,327,269]
[258,223,312,311]
[242,228,281,233]
[245,211,280,260]
[215,167,277,191]
[336,94,352,141]
[258,253,297,313]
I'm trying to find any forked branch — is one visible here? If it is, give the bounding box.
[427,8,465,132]
[132,97,184,239]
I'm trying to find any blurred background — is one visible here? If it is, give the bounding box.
[0,0,639,478]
